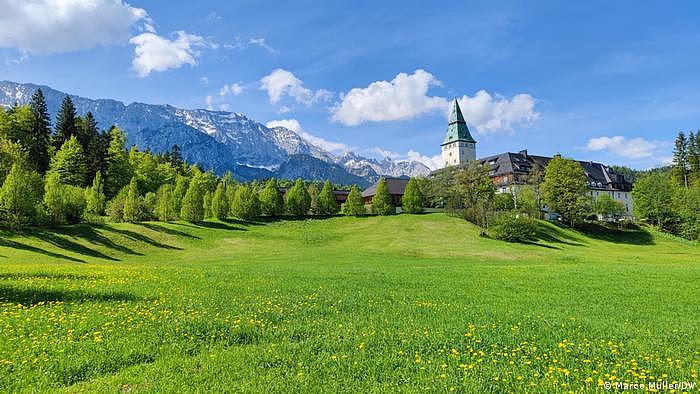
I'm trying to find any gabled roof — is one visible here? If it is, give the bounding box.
[478,150,633,191]
[361,177,409,198]
[442,99,476,145]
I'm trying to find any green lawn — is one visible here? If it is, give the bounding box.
[0,214,698,392]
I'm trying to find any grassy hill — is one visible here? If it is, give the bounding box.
[0,214,698,392]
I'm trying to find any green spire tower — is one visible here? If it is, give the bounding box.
[441,99,476,167]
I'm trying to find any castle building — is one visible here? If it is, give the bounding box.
[441,99,476,167]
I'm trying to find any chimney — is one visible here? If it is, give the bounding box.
[518,149,528,158]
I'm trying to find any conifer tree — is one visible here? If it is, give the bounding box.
[371,178,394,215]
[77,112,101,181]
[341,186,366,216]
[211,181,229,219]
[29,89,52,173]
[48,136,87,187]
[317,180,339,215]
[83,170,106,219]
[104,126,132,198]
[672,132,689,188]
[54,96,78,150]
[123,177,142,222]
[285,179,311,216]
[688,131,700,183]
[0,162,43,228]
[402,178,424,214]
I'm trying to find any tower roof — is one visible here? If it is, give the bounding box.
[442,99,476,145]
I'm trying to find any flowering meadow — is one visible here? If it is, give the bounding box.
[0,215,698,392]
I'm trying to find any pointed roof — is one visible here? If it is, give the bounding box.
[442,99,476,145]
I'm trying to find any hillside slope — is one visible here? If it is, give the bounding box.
[0,215,698,392]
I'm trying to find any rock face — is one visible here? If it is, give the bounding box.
[0,80,431,184]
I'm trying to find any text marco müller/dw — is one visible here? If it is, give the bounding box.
[605,381,696,391]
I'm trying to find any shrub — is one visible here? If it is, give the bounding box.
[402,178,424,214]
[489,212,537,243]
[371,178,394,215]
[341,186,365,216]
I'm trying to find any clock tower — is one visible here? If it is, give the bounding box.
[441,99,476,167]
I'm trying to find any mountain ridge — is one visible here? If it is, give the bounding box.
[0,80,430,186]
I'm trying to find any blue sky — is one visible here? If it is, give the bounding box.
[2,1,699,169]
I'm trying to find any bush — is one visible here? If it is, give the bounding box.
[489,212,537,243]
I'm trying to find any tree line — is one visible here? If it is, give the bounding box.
[0,89,425,229]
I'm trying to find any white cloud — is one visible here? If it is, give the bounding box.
[266,119,350,153]
[260,68,331,106]
[457,91,539,134]
[331,69,445,126]
[200,76,209,85]
[130,31,207,77]
[249,37,276,53]
[330,69,540,134]
[365,147,442,170]
[0,0,149,54]
[585,136,659,159]
[219,82,243,96]
[405,150,443,170]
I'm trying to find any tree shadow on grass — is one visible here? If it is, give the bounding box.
[0,237,87,263]
[138,223,201,239]
[522,241,560,250]
[100,227,183,250]
[172,220,248,231]
[577,222,654,245]
[536,223,585,247]
[29,230,122,261]
[0,284,140,305]
[54,225,143,256]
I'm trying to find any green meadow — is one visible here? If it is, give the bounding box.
[0,214,698,392]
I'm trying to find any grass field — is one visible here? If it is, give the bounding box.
[0,214,698,392]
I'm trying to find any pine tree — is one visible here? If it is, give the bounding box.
[77,112,101,182]
[48,136,87,187]
[285,179,311,216]
[104,126,132,198]
[155,183,175,221]
[0,162,43,228]
[54,96,78,150]
[211,181,229,219]
[28,89,52,173]
[402,178,424,214]
[341,186,366,216]
[672,132,689,188]
[259,178,284,217]
[180,171,206,222]
[371,178,394,215]
[83,171,106,219]
[317,180,339,215]
[688,131,700,183]
[123,177,142,222]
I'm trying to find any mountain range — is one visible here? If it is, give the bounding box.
[0,81,431,187]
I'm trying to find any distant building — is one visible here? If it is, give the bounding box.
[360,99,634,217]
[479,150,634,216]
[361,177,409,206]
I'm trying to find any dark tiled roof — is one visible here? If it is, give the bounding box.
[479,151,632,191]
[361,177,409,198]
